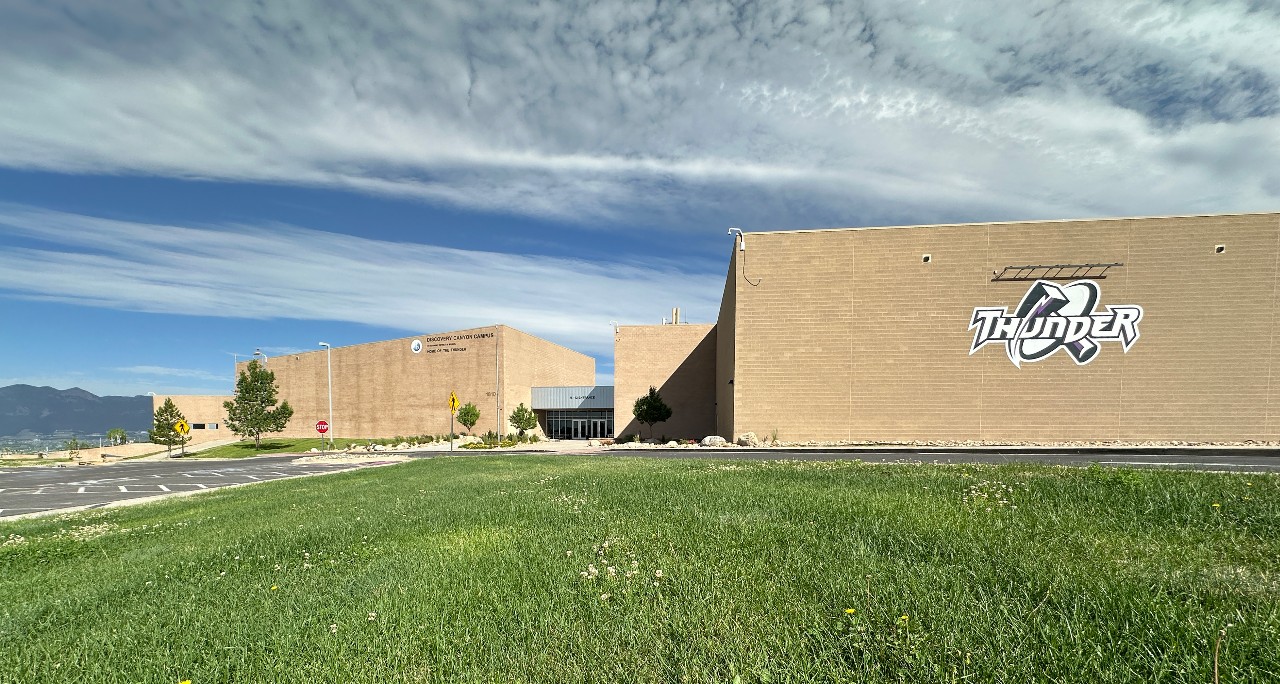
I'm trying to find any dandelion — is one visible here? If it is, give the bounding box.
[270,585,279,591]
[566,550,573,557]
[654,570,663,578]
[845,608,856,614]
[600,593,610,601]
[329,624,338,634]
[899,614,910,626]
[1212,502,1222,509]
[367,612,377,621]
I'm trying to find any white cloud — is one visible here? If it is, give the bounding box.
[0,204,722,362]
[0,0,1275,230]
[114,366,226,383]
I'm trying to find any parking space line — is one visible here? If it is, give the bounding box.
[195,483,207,489]
[118,486,129,492]
[78,486,86,493]
[158,485,170,492]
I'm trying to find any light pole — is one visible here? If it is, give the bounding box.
[253,348,268,365]
[319,342,333,448]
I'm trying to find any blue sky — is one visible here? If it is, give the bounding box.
[1,0,1277,397]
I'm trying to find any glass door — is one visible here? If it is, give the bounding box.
[591,419,606,438]
[572,419,587,439]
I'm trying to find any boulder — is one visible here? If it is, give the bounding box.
[665,441,679,447]
[700,436,727,447]
[587,439,600,447]
[372,444,387,452]
[736,432,762,447]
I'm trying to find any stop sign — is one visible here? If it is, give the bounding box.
[316,420,329,434]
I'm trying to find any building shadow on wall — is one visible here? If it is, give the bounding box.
[618,329,717,441]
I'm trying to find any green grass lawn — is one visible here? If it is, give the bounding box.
[191,437,371,458]
[1,456,1277,683]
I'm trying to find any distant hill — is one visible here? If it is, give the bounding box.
[0,385,151,437]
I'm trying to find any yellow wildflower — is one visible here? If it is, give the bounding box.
[844,608,856,614]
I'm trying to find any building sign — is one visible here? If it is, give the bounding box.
[969,280,1142,368]
[415,332,495,355]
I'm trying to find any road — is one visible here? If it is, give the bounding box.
[0,455,397,519]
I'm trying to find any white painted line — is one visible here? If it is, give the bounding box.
[77,487,86,494]
[118,486,129,492]
[195,483,207,489]
[245,475,260,480]
[158,485,170,492]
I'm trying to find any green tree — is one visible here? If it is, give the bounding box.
[223,359,294,449]
[456,402,480,434]
[508,403,538,437]
[149,398,190,457]
[632,386,673,439]
[106,428,128,446]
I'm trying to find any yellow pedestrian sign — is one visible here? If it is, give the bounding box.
[174,420,191,435]
[449,391,460,414]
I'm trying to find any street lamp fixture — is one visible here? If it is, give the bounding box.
[319,342,333,447]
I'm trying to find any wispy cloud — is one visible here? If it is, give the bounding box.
[114,366,226,383]
[0,1,1275,229]
[0,204,721,360]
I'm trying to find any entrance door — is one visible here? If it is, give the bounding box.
[591,419,607,439]
[572,419,587,439]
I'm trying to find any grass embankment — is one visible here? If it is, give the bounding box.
[191,438,370,458]
[1,457,1277,682]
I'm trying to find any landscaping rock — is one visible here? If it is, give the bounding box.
[736,432,761,447]
[665,440,679,447]
[587,439,600,447]
[701,436,727,447]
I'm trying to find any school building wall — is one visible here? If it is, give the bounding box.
[236,325,594,440]
[717,212,1280,443]
[152,395,233,444]
[614,323,716,440]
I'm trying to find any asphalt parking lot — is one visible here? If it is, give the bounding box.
[0,455,396,519]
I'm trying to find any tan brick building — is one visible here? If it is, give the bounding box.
[234,325,594,440]
[707,212,1280,443]
[151,395,232,444]
[613,323,716,440]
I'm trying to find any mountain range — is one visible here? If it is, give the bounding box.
[0,384,152,437]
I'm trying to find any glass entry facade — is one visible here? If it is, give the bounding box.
[544,409,613,440]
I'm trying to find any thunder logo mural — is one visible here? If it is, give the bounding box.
[968,280,1143,368]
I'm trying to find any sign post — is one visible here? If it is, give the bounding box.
[174,420,190,457]
[449,391,459,452]
[316,420,329,456]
